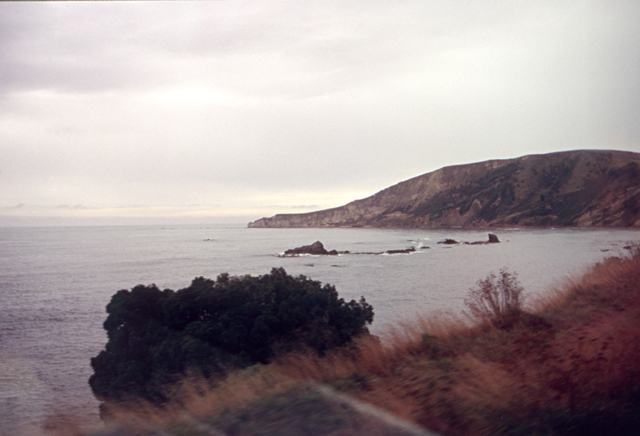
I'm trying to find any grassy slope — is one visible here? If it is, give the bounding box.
[357,249,640,435]
[358,251,640,435]
[90,249,640,436]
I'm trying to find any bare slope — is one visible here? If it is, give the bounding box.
[248,150,640,228]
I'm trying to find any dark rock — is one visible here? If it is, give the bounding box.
[438,239,458,245]
[385,247,416,255]
[282,241,339,256]
[463,233,501,245]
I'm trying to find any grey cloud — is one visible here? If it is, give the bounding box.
[56,204,86,210]
[1,1,639,224]
[0,2,440,99]
[0,3,173,95]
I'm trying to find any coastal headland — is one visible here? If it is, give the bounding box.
[249,150,640,228]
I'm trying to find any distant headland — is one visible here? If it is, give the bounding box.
[248,150,640,228]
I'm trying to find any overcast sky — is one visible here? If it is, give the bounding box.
[1,1,639,226]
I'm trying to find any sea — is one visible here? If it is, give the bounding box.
[1,224,639,434]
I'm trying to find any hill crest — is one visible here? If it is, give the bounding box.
[248,150,640,228]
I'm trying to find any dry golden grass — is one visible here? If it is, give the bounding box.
[95,248,640,436]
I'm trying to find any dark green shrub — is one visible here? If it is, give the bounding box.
[89,268,374,404]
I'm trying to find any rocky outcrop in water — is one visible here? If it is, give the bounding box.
[280,241,421,257]
[436,234,500,245]
[281,241,340,256]
[248,150,640,228]
[438,239,459,245]
[487,233,500,243]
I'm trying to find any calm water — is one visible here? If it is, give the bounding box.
[1,224,638,433]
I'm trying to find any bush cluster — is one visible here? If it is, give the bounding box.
[89,268,374,404]
[464,268,525,329]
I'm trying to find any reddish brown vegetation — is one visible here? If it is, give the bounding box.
[97,249,640,436]
[349,249,640,435]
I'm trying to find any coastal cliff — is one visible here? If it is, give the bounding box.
[248,150,640,228]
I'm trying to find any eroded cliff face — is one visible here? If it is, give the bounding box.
[248,150,640,228]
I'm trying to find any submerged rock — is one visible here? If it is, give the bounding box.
[385,247,416,255]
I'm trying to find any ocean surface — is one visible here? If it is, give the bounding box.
[1,224,639,434]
